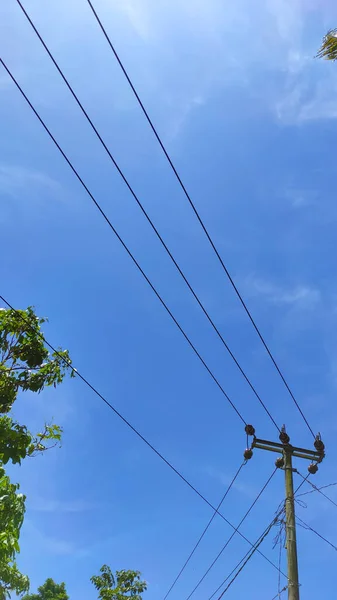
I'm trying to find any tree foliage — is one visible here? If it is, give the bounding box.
[0,469,28,599]
[0,306,74,413]
[0,306,74,598]
[22,578,69,600]
[90,566,147,600]
[317,29,337,61]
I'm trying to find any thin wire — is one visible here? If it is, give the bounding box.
[271,587,287,600]
[210,507,284,600]
[162,462,246,600]
[296,471,337,509]
[84,0,315,439]
[207,474,309,600]
[14,0,279,432]
[297,481,337,499]
[185,468,279,600]
[297,517,337,552]
[0,295,282,575]
[277,521,284,598]
[0,57,247,428]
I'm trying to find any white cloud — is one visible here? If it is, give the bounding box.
[29,497,98,513]
[0,164,62,199]
[204,465,256,498]
[275,70,337,124]
[284,188,318,208]
[104,0,337,134]
[23,519,76,556]
[245,276,321,308]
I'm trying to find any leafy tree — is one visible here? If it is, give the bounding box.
[0,306,74,598]
[317,29,337,61]
[22,578,69,600]
[0,469,28,599]
[91,566,147,600]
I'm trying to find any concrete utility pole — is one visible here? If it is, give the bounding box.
[243,425,325,600]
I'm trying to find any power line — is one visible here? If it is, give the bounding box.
[297,517,337,552]
[83,0,315,439]
[0,57,247,430]
[274,516,285,600]
[0,298,280,576]
[162,462,246,600]
[270,587,287,600]
[185,468,279,600]
[207,475,310,600]
[0,52,284,574]
[14,0,279,432]
[296,471,337,509]
[209,506,284,600]
[297,481,337,499]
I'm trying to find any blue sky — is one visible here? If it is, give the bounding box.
[1,0,337,598]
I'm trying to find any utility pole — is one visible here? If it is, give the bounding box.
[243,425,325,600]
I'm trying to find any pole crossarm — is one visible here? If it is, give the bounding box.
[242,424,325,600]
[252,438,323,462]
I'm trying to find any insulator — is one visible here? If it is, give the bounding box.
[279,431,290,445]
[314,436,325,454]
[245,424,256,437]
[275,457,285,469]
[308,462,318,475]
[244,448,253,460]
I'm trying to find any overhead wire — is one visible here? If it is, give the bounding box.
[297,517,337,552]
[206,470,311,600]
[0,296,282,575]
[297,481,337,499]
[84,0,315,439]
[208,505,285,600]
[0,57,248,429]
[274,515,285,600]
[162,461,246,600]
[185,468,279,600]
[270,587,287,600]
[14,0,280,432]
[296,471,337,509]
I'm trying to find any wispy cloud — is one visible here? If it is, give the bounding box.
[284,187,318,208]
[275,70,337,124]
[0,164,62,200]
[29,497,99,514]
[244,276,321,309]
[23,519,77,556]
[204,465,256,498]
[107,0,332,136]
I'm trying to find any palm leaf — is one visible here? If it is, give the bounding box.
[317,29,337,61]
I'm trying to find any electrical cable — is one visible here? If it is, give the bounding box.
[0,56,247,429]
[0,295,282,575]
[296,471,337,509]
[209,506,285,600]
[297,481,337,499]
[162,461,246,600]
[275,518,285,600]
[185,468,279,600]
[14,0,279,432]
[297,517,337,552]
[270,587,287,600]
[84,0,315,439]
[206,471,310,600]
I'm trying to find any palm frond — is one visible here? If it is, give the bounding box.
[317,29,337,61]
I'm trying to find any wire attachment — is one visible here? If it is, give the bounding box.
[314,433,325,458]
[244,448,253,460]
[308,462,318,475]
[279,425,290,445]
[245,424,256,436]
